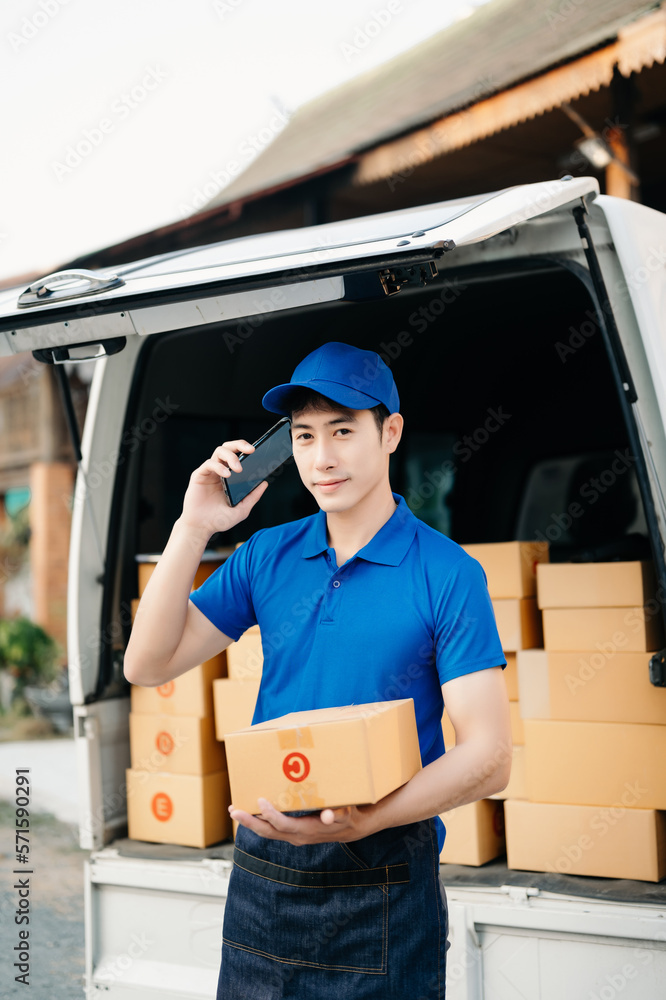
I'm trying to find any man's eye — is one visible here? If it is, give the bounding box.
[336,428,352,435]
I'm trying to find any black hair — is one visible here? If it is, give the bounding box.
[287,388,390,439]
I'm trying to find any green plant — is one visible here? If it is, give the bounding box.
[0,617,60,698]
[0,507,31,579]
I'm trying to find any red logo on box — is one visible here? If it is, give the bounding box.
[156,732,174,755]
[151,792,173,822]
[282,752,310,782]
[157,682,175,698]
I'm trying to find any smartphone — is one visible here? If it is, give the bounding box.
[223,417,293,506]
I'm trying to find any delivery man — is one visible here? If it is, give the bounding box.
[124,341,511,998]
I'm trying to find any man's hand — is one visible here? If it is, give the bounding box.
[229,799,377,845]
[180,440,269,542]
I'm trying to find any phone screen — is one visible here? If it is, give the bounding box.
[223,417,293,506]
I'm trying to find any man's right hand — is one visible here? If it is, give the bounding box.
[179,440,269,542]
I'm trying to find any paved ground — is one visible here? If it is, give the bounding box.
[0,738,88,998]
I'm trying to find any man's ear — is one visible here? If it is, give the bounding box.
[384,413,404,454]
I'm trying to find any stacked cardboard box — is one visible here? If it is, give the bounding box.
[212,626,263,838]
[127,556,231,848]
[507,560,666,881]
[439,541,548,865]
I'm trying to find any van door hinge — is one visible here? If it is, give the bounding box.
[649,651,666,687]
[500,885,540,904]
[344,260,439,300]
[379,260,439,296]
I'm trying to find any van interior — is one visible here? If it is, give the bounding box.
[108,262,650,640]
[91,253,661,893]
[106,259,650,682]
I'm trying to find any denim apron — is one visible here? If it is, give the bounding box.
[216,817,449,999]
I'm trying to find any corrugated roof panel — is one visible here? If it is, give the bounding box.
[206,0,659,206]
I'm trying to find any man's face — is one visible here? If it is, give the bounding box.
[290,406,395,514]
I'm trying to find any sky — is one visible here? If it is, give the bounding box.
[0,0,494,283]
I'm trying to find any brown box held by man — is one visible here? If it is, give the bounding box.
[129,713,226,775]
[536,560,656,609]
[226,625,263,680]
[462,542,549,598]
[542,607,663,652]
[130,658,226,718]
[225,700,422,814]
[439,799,505,866]
[492,598,543,651]
[505,799,666,882]
[213,678,261,740]
[524,719,666,809]
[126,768,231,847]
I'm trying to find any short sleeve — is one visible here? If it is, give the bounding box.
[434,555,506,685]
[189,539,258,640]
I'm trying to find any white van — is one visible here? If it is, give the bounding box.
[2,176,666,998]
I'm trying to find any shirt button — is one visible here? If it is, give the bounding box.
[333,580,341,588]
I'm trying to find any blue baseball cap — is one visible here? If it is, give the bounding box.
[262,342,400,416]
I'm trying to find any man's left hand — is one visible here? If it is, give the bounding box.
[229,799,376,845]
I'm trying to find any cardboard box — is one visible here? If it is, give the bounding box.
[442,708,456,749]
[213,678,261,740]
[548,650,666,725]
[489,745,527,801]
[129,713,226,775]
[504,653,518,699]
[131,659,226,718]
[137,554,227,597]
[226,625,263,680]
[462,542,549,598]
[542,606,663,652]
[536,560,656,609]
[524,719,666,809]
[225,700,422,814]
[492,598,543,651]
[505,799,666,882]
[439,799,505,866]
[516,649,550,720]
[510,701,524,745]
[126,768,231,847]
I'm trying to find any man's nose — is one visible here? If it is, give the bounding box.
[314,439,337,470]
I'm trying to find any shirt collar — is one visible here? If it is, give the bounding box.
[301,493,418,567]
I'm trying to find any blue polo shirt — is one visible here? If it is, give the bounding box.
[190,493,505,849]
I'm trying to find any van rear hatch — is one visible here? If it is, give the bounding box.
[0,177,599,358]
